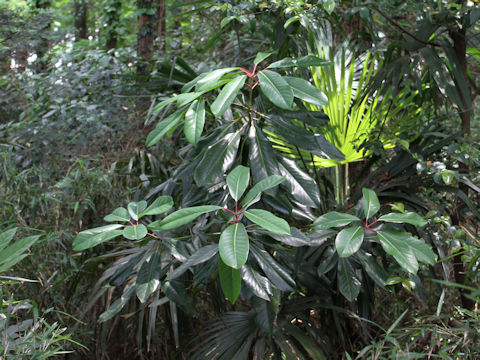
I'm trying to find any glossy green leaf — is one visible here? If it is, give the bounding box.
[244,209,290,235]
[268,115,345,160]
[362,188,380,220]
[337,258,361,301]
[317,247,338,276]
[335,226,364,257]
[73,224,124,251]
[99,284,135,322]
[146,108,187,147]
[257,70,293,109]
[218,257,241,304]
[194,67,239,92]
[123,224,148,240]
[285,76,328,106]
[104,207,130,222]
[128,201,147,221]
[184,99,205,145]
[149,205,221,230]
[248,124,280,183]
[254,52,274,65]
[357,250,388,289]
[241,264,272,300]
[219,223,249,269]
[194,131,241,186]
[377,230,418,274]
[141,196,174,216]
[250,245,295,291]
[0,228,17,253]
[167,244,219,280]
[403,237,436,265]
[211,75,246,117]
[241,175,285,207]
[313,212,360,229]
[152,96,177,114]
[269,56,331,68]
[278,157,320,207]
[378,212,427,227]
[136,252,161,303]
[226,165,250,201]
[176,92,204,108]
[162,280,196,316]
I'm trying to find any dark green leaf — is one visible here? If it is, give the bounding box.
[0,228,17,253]
[211,75,246,117]
[403,237,436,265]
[248,124,280,183]
[167,244,219,280]
[162,280,196,316]
[241,264,272,300]
[244,209,290,235]
[99,284,135,322]
[149,205,221,230]
[73,225,124,251]
[136,252,162,303]
[337,258,361,301]
[184,99,205,145]
[241,175,285,207]
[335,226,364,257]
[141,196,173,216]
[313,212,360,229]
[362,188,380,220]
[317,247,338,276]
[0,235,40,273]
[219,223,249,269]
[278,157,320,207]
[377,230,418,274]
[218,257,241,304]
[378,212,427,227]
[285,76,328,106]
[357,250,388,289]
[146,108,187,147]
[194,131,241,186]
[254,52,274,65]
[194,67,239,92]
[123,224,148,240]
[128,201,147,221]
[226,165,250,201]
[104,207,130,222]
[250,244,295,291]
[258,70,293,109]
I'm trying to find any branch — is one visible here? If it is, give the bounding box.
[372,5,441,48]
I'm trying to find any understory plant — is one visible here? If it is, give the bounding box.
[71,52,438,357]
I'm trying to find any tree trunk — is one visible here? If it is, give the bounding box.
[448,0,475,310]
[136,0,166,110]
[74,0,88,41]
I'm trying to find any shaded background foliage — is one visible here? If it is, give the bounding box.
[0,0,479,359]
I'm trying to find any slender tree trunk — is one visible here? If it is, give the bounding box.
[136,0,166,110]
[448,0,475,310]
[74,0,88,41]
